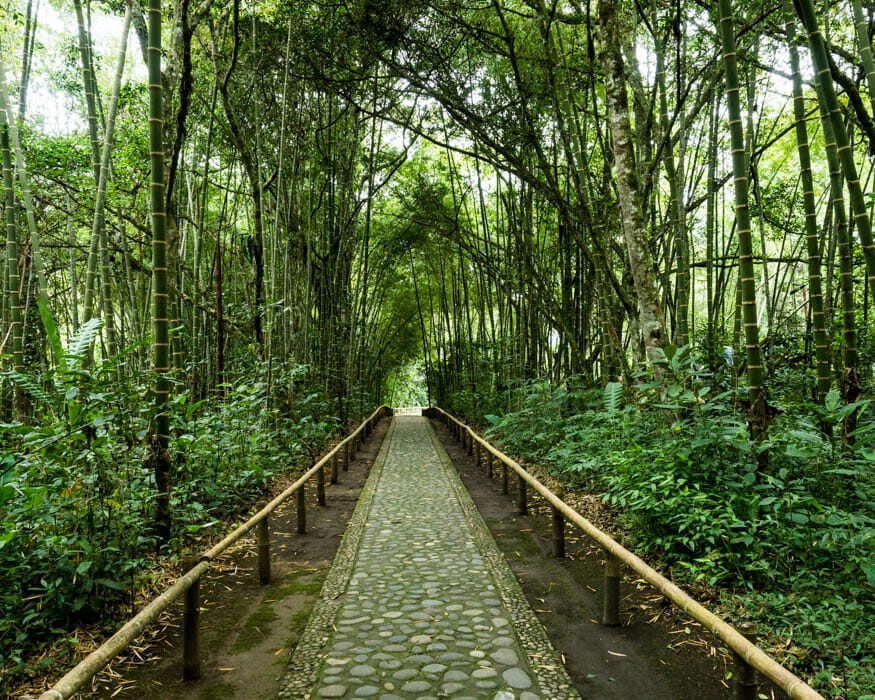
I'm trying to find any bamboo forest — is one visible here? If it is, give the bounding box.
[1,0,874,698]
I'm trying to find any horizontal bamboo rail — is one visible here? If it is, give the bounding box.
[429,406,824,700]
[39,405,392,700]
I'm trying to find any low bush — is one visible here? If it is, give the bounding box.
[480,347,874,698]
[0,328,341,690]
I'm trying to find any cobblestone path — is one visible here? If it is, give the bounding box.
[281,416,578,700]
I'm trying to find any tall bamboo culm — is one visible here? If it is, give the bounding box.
[716,0,768,443]
[784,4,830,401]
[147,0,172,542]
[1,112,24,420]
[796,0,875,303]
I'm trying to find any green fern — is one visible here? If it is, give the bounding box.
[4,369,54,406]
[65,317,103,371]
[603,381,623,415]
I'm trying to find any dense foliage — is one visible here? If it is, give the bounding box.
[474,350,874,697]
[3,0,875,696]
[1,324,340,686]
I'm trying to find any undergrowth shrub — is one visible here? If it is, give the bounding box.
[0,330,341,690]
[480,347,874,698]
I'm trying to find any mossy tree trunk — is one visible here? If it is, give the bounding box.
[599,0,664,368]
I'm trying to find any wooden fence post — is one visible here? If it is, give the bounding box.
[258,511,271,584]
[330,450,339,485]
[344,442,350,470]
[297,485,306,535]
[317,465,326,506]
[516,473,527,515]
[182,557,201,681]
[486,452,493,479]
[502,462,509,494]
[733,623,759,700]
[552,506,565,558]
[602,551,620,626]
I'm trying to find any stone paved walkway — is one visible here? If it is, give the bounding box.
[280,416,578,700]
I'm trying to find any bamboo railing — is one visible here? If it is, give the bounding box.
[429,406,825,700]
[39,405,392,700]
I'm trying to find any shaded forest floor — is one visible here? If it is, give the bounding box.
[18,421,388,700]
[21,415,797,699]
[432,418,790,700]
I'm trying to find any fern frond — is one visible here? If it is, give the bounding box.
[603,381,623,415]
[65,317,103,370]
[4,369,55,406]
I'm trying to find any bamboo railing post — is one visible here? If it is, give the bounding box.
[317,465,326,506]
[257,509,271,584]
[474,441,481,467]
[516,473,527,515]
[602,551,621,626]
[297,485,306,535]
[182,557,201,681]
[486,452,493,479]
[733,623,759,700]
[344,442,350,470]
[330,451,339,484]
[467,431,474,456]
[552,506,565,558]
[502,462,509,494]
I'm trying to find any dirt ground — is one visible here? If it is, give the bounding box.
[430,417,789,700]
[48,414,790,699]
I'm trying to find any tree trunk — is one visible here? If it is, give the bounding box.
[599,0,664,367]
